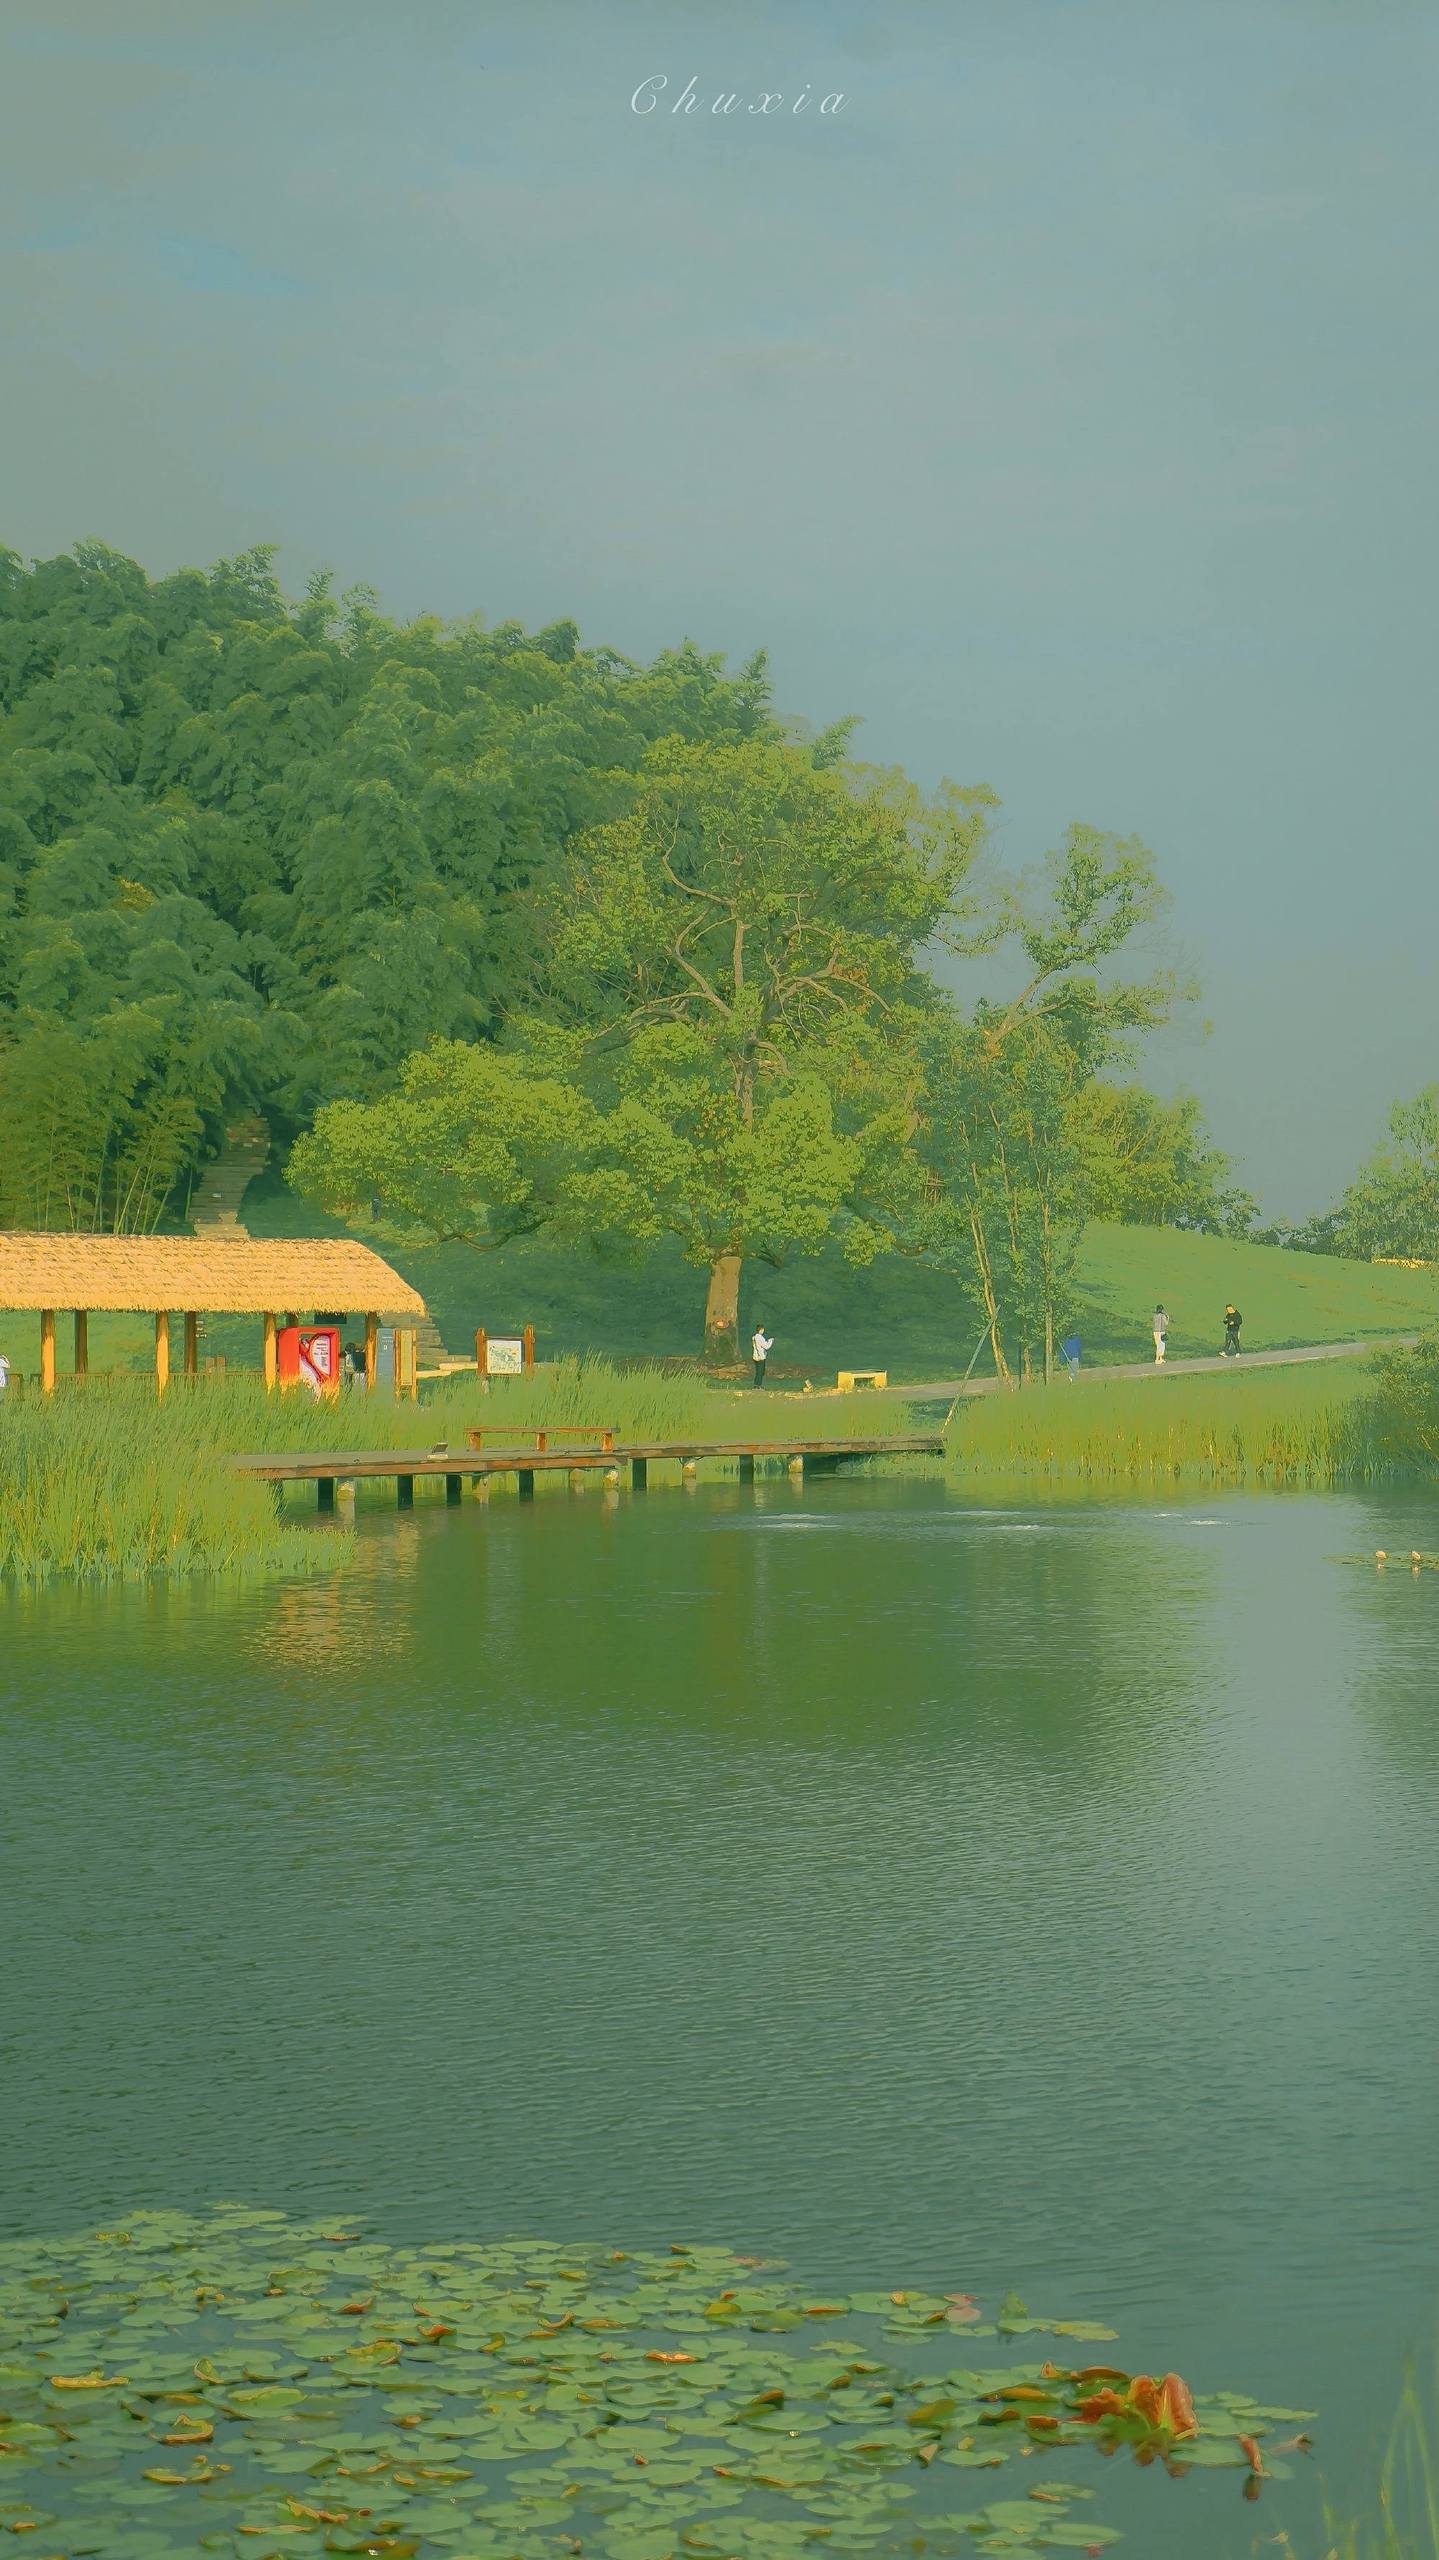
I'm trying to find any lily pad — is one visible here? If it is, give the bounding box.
[0,2211,1305,2558]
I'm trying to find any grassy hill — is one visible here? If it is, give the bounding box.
[243,1180,1438,1378]
[3,1181,1434,1385]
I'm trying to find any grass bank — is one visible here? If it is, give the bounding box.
[0,1383,347,1581]
[942,1358,1396,1489]
[0,1362,920,1580]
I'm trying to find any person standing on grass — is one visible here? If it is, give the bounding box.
[751,1324,774,1387]
[0,1351,9,1395]
[1223,1303,1243,1357]
[1152,1304,1169,1365]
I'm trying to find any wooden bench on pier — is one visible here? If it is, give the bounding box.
[231,1432,945,1510]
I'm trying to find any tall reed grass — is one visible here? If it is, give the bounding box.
[0,1381,345,1581]
[943,1362,1399,1488]
[0,1361,921,1579]
[1306,2360,1439,2560]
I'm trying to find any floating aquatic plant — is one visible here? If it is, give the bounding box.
[0,2209,1312,2556]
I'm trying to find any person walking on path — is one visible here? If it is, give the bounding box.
[751,1325,774,1387]
[1223,1303,1243,1357]
[1152,1305,1169,1365]
[0,1352,9,1395]
[1060,1334,1081,1380]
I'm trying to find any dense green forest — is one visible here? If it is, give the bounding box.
[0,540,773,1230]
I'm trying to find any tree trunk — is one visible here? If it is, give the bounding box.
[968,1202,1012,1384]
[703,1252,742,1366]
[1041,1193,1055,1384]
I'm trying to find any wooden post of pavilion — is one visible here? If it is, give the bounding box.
[73,1311,88,1378]
[40,1309,56,1396]
[183,1312,199,1378]
[523,1323,536,1372]
[364,1310,378,1392]
[263,1311,278,1391]
[155,1310,171,1395]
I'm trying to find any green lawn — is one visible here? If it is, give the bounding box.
[2,1180,1435,1386]
[244,1181,1437,1379]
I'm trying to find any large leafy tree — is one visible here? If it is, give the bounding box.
[870,831,1185,1380]
[292,736,993,1356]
[538,736,993,1354]
[1333,1088,1439,1262]
[1069,1082,1255,1234]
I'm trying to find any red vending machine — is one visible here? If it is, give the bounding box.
[276,1325,341,1395]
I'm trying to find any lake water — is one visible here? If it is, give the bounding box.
[5,1478,1439,2556]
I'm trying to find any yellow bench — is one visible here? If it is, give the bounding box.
[837,1369,888,1392]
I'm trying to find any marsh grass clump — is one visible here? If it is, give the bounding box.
[1312,2359,1439,2559]
[943,1362,1398,1489]
[0,1380,345,1581]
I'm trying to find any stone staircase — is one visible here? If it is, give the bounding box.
[191,1116,270,1235]
[416,1314,468,1372]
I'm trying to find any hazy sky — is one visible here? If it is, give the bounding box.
[4,0,1435,1214]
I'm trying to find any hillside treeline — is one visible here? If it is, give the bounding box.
[0,540,772,1230]
[2,540,1270,1369]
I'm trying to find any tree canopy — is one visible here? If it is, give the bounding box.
[1332,1087,1439,1263]
[5,536,1249,1375]
[0,539,773,1227]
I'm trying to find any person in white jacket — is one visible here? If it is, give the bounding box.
[751,1326,774,1386]
[1152,1304,1169,1365]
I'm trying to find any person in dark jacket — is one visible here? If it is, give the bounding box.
[1222,1304,1243,1357]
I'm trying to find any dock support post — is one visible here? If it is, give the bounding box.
[396,1475,415,1509]
[518,1468,535,1501]
[631,1457,648,1492]
[739,1454,755,1484]
[183,1312,198,1378]
[787,1453,804,1482]
[72,1311,88,1378]
[318,1478,336,1514]
[155,1311,171,1397]
[263,1311,278,1392]
[568,1467,584,1494]
[445,1474,462,1506]
[40,1310,56,1396]
[473,1475,490,1502]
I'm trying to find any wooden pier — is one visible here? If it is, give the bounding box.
[232,1434,944,1511]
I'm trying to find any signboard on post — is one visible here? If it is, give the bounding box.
[475,1326,536,1379]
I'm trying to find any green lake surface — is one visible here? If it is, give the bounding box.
[5,1479,1439,2556]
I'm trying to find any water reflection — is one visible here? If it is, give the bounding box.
[4,1486,1439,2560]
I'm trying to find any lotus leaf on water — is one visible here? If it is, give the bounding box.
[0,2209,1311,2557]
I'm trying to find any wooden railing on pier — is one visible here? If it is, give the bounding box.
[232,1433,944,1510]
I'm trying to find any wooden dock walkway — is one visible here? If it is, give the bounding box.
[232,1434,945,1510]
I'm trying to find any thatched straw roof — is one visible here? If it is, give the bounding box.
[0,1234,426,1316]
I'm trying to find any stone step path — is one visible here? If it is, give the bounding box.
[190,1117,270,1234]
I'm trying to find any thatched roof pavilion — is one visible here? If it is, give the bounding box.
[0,1233,425,1391]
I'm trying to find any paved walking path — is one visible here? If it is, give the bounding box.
[903,1337,1419,1402]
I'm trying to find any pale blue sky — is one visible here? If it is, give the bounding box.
[4,0,1435,1212]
